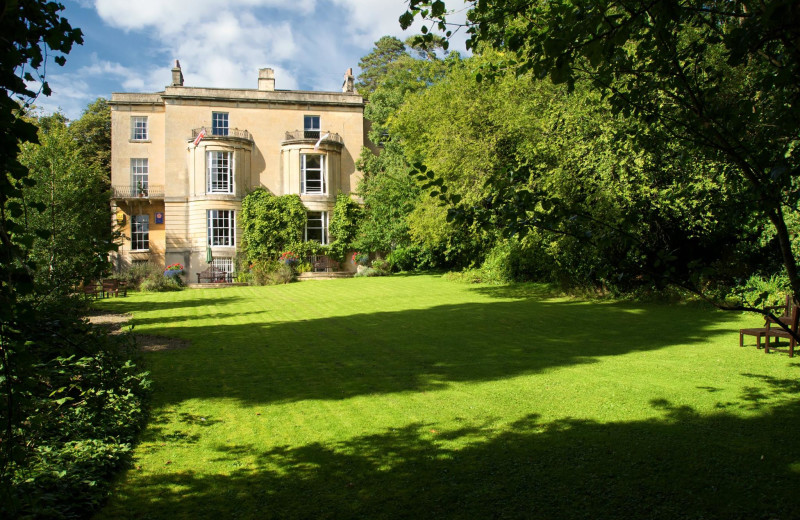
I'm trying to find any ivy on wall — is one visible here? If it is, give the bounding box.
[328,193,363,261]
[240,189,306,262]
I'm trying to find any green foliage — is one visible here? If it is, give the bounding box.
[356,36,407,100]
[110,262,161,291]
[402,0,800,304]
[140,272,184,292]
[249,260,294,285]
[2,308,150,519]
[370,258,392,275]
[353,266,387,277]
[240,189,306,262]
[69,97,111,178]
[16,113,115,293]
[327,193,362,261]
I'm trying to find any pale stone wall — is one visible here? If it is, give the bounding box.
[109,67,365,280]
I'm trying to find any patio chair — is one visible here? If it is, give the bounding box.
[739,295,792,348]
[764,304,800,357]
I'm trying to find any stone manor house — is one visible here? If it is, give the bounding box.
[109,61,365,280]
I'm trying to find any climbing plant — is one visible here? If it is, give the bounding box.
[240,189,306,262]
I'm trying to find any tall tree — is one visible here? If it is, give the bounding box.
[402,0,800,309]
[70,97,111,180]
[356,36,407,99]
[0,0,83,493]
[17,113,113,293]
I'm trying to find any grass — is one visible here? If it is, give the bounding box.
[94,275,800,519]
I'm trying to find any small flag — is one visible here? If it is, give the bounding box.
[193,128,206,146]
[314,132,330,150]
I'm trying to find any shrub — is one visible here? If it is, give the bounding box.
[140,272,183,292]
[2,310,150,519]
[731,273,792,308]
[353,266,386,277]
[110,262,162,290]
[370,258,392,274]
[250,260,295,285]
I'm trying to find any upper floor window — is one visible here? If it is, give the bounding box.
[208,210,235,247]
[131,116,148,140]
[130,158,148,194]
[131,215,149,251]
[212,112,229,136]
[301,154,325,194]
[305,211,328,244]
[304,115,320,139]
[207,151,233,194]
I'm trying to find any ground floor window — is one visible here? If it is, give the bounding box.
[305,211,328,244]
[131,215,149,250]
[212,257,234,273]
[208,209,235,247]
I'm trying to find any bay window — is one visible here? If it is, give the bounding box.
[207,151,233,194]
[301,154,325,194]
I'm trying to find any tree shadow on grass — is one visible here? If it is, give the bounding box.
[138,296,740,407]
[101,375,800,520]
[96,295,245,314]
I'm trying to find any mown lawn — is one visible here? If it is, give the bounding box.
[95,275,800,519]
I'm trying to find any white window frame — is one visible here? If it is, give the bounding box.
[305,211,328,245]
[131,215,149,251]
[207,210,235,247]
[131,116,148,140]
[212,257,234,273]
[304,115,320,139]
[207,151,234,194]
[301,154,326,194]
[212,112,229,136]
[130,158,148,194]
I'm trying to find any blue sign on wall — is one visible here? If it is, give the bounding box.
[155,212,164,224]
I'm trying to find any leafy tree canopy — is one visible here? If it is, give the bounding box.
[401,0,800,308]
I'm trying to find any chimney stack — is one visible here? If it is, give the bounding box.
[258,68,275,91]
[342,67,355,93]
[171,60,184,86]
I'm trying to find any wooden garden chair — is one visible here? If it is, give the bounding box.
[739,295,792,348]
[764,304,800,357]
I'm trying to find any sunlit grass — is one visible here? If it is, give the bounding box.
[95,275,800,519]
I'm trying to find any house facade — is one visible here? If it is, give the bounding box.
[109,62,365,280]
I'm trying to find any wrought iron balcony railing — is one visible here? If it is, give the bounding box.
[283,130,344,146]
[191,127,252,141]
[111,185,165,199]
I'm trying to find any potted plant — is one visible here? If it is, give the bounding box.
[164,263,184,278]
[279,251,299,268]
[352,251,369,266]
[137,181,148,197]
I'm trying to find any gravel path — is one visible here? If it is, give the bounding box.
[87,310,190,352]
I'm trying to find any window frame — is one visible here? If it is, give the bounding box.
[130,158,149,193]
[212,257,234,273]
[206,150,234,194]
[131,214,150,251]
[207,209,235,247]
[304,115,320,139]
[212,112,229,136]
[305,211,328,245]
[130,116,148,141]
[300,154,326,195]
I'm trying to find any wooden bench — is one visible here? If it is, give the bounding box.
[82,282,103,300]
[196,266,232,283]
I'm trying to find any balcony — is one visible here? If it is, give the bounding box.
[111,185,165,200]
[191,127,253,142]
[282,130,344,148]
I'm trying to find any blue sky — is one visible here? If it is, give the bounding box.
[35,0,468,119]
